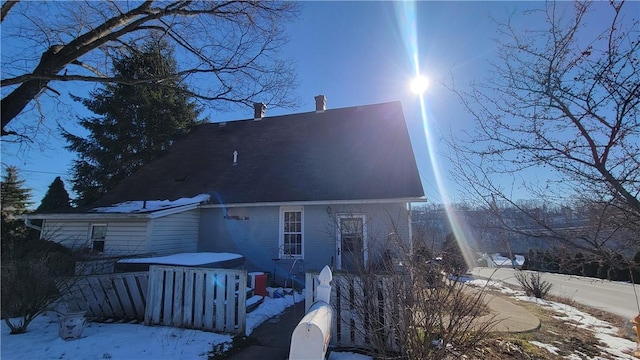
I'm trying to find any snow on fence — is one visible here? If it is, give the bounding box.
[144,265,246,335]
[57,266,247,335]
[57,271,148,319]
[305,271,406,351]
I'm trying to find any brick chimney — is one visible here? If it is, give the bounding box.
[253,103,266,120]
[314,95,326,112]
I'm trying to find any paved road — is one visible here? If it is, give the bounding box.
[471,267,640,320]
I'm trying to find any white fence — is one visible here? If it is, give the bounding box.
[58,271,148,319]
[58,266,246,335]
[305,271,406,351]
[144,265,246,334]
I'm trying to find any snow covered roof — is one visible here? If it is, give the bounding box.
[91,194,210,214]
[23,194,210,220]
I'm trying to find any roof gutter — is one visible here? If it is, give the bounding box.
[17,202,201,221]
[200,197,427,209]
[23,217,42,231]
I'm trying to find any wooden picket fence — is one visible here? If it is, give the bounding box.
[58,271,148,319]
[305,271,407,351]
[144,265,246,334]
[57,266,246,335]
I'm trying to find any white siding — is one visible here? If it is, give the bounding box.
[42,220,92,249]
[103,221,149,255]
[148,209,200,255]
[41,219,149,256]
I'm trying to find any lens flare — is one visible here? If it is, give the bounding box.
[394,1,477,269]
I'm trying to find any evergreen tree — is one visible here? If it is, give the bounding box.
[1,166,33,217]
[1,166,37,256]
[441,233,468,275]
[63,38,202,206]
[36,177,72,212]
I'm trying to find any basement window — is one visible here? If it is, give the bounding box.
[90,224,107,252]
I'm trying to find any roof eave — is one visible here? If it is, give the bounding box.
[19,202,201,220]
[200,197,427,209]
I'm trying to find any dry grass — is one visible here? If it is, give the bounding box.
[467,289,638,359]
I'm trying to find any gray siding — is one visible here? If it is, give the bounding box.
[42,220,92,249]
[148,209,200,255]
[198,202,411,286]
[42,219,149,256]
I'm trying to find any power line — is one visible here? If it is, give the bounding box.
[1,166,69,176]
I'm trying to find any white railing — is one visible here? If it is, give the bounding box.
[304,270,406,352]
[289,265,333,360]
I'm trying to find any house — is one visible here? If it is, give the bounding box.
[25,97,425,284]
[481,253,525,268]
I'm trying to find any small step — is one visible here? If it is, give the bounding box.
[246,295,264,313]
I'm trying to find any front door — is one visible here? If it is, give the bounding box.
[336,215,367,272]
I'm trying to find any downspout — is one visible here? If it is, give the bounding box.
[24,216,42,231]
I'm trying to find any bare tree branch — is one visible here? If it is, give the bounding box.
[0,0,17,22]
[1,1,299,139]
[446,1,639,260]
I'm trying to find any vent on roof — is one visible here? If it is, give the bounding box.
[314,95,326,112]
[232,150,238,166]
[218,122,226,128]
[253,103,266,120]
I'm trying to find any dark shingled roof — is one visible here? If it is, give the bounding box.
[90,101,424,208]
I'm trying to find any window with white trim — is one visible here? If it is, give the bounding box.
[279,207,303,258]
[90,224,107,252]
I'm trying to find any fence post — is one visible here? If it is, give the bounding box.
[316,265,332,304]
[290,265,333,360]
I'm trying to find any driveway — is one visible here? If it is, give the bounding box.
[471,267,639,319]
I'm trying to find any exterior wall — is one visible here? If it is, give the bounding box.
[148,209,200,255]
[42,219,149,256]
[198,207,280,272]
[42,220,92,248]
[198,202,411,285]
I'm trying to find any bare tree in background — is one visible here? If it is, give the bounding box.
[448,1,639,263]
[1,1,298,140]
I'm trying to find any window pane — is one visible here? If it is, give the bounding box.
[93,240,105,252]
[91,225,106,240]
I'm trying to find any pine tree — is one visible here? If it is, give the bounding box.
[63,38,202,206]
[36,177,72,212]
[1,166,33,217]
[441,233,468,276]
[1,166,37,255]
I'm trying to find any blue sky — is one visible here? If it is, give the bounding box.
[3,1,634,206]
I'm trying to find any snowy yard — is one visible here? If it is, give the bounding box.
[1,293,369,360]
[468,278,637,359]
[8,275,632,359]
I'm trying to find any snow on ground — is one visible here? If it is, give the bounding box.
[1,293,306,360]
[1,314,231,360]
[515,295,637,359]
[529,341,560,355]
[469,277,637,359]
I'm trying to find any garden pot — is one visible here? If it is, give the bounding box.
[58,311,86,340]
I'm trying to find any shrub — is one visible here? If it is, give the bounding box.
[1,237,75,334]
[515,271,552,299]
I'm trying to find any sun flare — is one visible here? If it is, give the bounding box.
[410,75,429,94]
